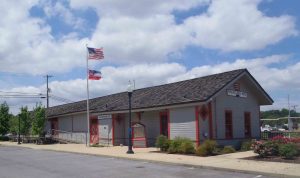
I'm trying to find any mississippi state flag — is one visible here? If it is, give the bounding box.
[87,47,104,60]
[89,70,102,80]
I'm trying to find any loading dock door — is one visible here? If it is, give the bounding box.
[51,118,58,135]
[98,115,112,145]
[90,117,99,145]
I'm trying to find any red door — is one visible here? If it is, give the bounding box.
[90,117,99,144]
[51,118,58,135]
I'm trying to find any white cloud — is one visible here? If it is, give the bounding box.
[75,0,297,64]
[167,54,290,85]
[91,15,191,63]
[42,1,85,29]
[0,1,91,75]
[69,0,210,17]
[0,0,297,75]
[183,0,298,51]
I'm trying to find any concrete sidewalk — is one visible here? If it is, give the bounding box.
[1,141,299,178]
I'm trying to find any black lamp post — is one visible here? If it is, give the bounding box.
[127,83,134,154]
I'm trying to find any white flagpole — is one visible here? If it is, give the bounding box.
[86,44,90,147]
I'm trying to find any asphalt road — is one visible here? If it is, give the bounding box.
[0,146,273,178]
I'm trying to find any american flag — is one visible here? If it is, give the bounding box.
[88,70,102,80]
[87,47,104,60]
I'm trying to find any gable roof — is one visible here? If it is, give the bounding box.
[46,68,272,118]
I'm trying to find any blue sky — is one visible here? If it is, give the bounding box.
[0,0,300,113]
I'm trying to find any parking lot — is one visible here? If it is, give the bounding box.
[0,146,273,178]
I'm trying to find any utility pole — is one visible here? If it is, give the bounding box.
[290,105,298,130]
[288,94,292,131]
[44,75,53,108]
[292,105,298,113]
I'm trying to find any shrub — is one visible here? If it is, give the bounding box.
[213,146,223,154]
[203,140,217,155]
[195,140,217,156]
[196,145,207,156]
[155,135,169,152]
[90,143,104,147]
[167,140,179,153]
[279,143,299,159]
[252,140,279,157]
[290,138,300,144]
[240,140,252,151]
[272,135,300,144]
[222,146,236,154]
[167,137,195,154]
[0,136,9,141]
[264,141,280,156]
[179,139,195,154]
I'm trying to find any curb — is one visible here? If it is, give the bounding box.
[1,144,298,178]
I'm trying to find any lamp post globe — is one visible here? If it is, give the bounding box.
[127,82,134,154]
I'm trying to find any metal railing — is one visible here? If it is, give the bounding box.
[261,131,300,140]
[49,129,87,144]
[7,135,53,144]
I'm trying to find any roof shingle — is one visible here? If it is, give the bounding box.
[47,69,246,117]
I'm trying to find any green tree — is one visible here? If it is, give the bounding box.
[31,104,46,136]
[261,108,300,126]
[0,102,10,135]
[9,115,19,135]
[19,106,31,136]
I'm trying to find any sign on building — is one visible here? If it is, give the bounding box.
[227,89,247,98]
[98,114,112,120]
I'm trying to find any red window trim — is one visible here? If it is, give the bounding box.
[112,114,115,146]
[159,110,170,139]
[167,109,170,139]
[195,106,200,146]
[244,112,251,138]
[159,112,164,135]
[136,112,141,121]
[208,102,213,139]
[225,110,233,139]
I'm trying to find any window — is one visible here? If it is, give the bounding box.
[225,110,233,139]
[160,112,169,137]
[233,82,240,91]
[244,112,251,138]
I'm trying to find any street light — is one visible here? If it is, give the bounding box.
[127,82,134,154]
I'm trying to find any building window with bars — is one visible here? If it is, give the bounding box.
[244,112,251,138]
[225,110,233,139]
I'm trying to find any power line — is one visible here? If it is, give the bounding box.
[0,90,43,95]
[0,95,46,98]
[5,101,44,108]
[50,94,73,103]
